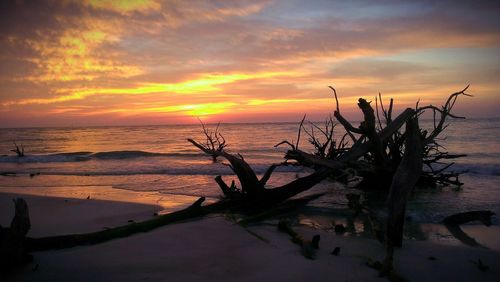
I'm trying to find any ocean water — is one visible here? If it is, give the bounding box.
[1,119,499,226]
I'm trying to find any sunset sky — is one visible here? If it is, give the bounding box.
[1,0,499,127]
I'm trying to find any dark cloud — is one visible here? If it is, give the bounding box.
[0,0,83,38]
[0,0,499,125]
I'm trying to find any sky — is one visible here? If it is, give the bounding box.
[1,0,499,127]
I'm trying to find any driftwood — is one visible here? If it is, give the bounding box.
[382,117,423,274]
[188,138,330,206]
[17,188,325,254]
[11,142,24,157]
[302,115,349,160]
[278,219,320,259]
[237,193,325,226]
[278,87,471,278]
[187,87,468,264]
[26,197,235,252]
[386,117,423,247]
[16,193,326,256]
[442,210,495,248]
[285,87,470,190]
[344,193,385,243]
[282,107,416,173]
[443,210,495,226]
[196,119,226,162]
[1,198,32,271]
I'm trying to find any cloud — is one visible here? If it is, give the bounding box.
[84,0,161,14]
[1,71,302,106]
[1,0,499,126]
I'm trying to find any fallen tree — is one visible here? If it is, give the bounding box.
[187,136,331,206]
[282,86,471,190]
[273,87,472,277]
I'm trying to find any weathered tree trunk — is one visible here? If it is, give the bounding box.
[357,98,388,167]
[188,139,263,195]
[188,138,330,205]
[382,117,423,273]
[1,198,32,271]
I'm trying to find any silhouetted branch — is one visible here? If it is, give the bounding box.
[196,119,227,162]
[417,85,472,145]
[295,114,306,150]
[26,197,238,252]
[11,142,24,157]
[329,86,359,141]
[189,120,330,204]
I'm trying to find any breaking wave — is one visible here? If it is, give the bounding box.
[0,150,203,163]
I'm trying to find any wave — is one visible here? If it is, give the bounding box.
[0,164,303,176]
[452,163,500,176]
[92,151,165,159]
[0,150,205,163]
[427,163,500,176]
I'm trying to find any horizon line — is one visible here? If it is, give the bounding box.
[1,116,499,130]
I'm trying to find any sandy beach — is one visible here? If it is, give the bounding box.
[1,187,499,282]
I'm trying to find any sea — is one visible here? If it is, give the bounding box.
[1,119,499,228]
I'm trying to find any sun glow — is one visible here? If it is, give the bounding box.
[1,1,499,127]
[2,71,302,106]
[147,102,238,116]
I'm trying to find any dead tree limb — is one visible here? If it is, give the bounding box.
[214,176,241,198]
[288,87,469,190]
[329,86,360,142]
[414,86,472,186]
[417,85,472,145]
[11,142,24,157]
[260,164,279,186]
[283,108,415,171]
[278,219,320,260]
[302,117,349,160]
[26,197,236,252]
[357,98,388,167]
[188,138,263,195]
[189,130,330,205]
[443,210,495,226]
[442,210,495,248]
[195,119,227,162]
[275,115,306,151]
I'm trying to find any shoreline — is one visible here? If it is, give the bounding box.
[1,187,500,281]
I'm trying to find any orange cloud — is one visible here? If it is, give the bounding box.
[84,0,160,14]
[2,71,303,106]
[20,17,141,83]
[1,0,499,127]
